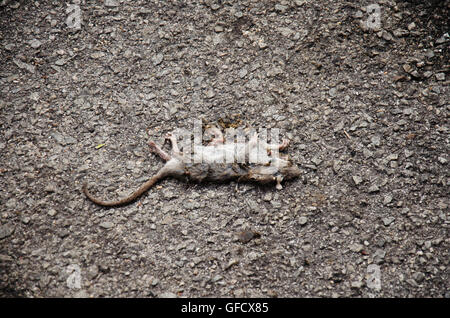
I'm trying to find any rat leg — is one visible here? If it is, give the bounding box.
[149,140,172,161]
[275,176,283,190]
[206,126,224,146]
[165,132,182,156]
[279,138,290,151]
[267,138,290,151]
[248,131,259,149]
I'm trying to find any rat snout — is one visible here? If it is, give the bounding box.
[282,164,302,179]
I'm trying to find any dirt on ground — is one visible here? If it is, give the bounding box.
[0,0,448,297]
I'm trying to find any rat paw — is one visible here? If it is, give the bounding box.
[279,139,290,151]
[148,140,157,150]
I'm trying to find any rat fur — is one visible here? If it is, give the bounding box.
[83,128,301,207]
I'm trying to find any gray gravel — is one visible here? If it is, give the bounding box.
[0,0,449,297]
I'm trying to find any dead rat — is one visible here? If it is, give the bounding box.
[83,128,301,207]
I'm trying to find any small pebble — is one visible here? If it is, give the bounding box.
[382,217,395,226]
[29,39,42,49]
[298,216,308,226]
[349,243,364,252]
[371,135,381,146]
[368,184,380,193]
[353,176,363,186]
[104,0,119,7]
[0,225,14,240]
[383,194,393,205]
[435,73,445,81]
[351,281,364,289]
[373,249,386,264]
[237,229,260,244]
[412,272,425,283]
[99,221,114,229]
[22,216,31,224]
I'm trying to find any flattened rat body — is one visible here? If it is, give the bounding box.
[83,129,301,207]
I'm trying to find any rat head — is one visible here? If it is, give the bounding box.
[278,162,302,180]
[247,159,301,189]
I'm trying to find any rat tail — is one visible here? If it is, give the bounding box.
[83,170,168,207]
